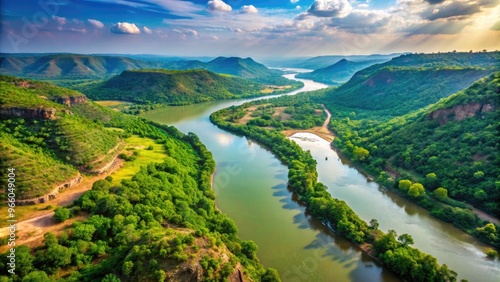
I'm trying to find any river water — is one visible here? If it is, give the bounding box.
[141,70,500,281]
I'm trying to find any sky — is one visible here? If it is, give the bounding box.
[1,0,499,57]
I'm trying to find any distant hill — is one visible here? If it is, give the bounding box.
[277,53,402,69]
[0,54,161,79]
[0,54,289,85]
[205,56,282,78]
[296,59,381,84]
[79,69,278,105]
[324,52,500,118]
[0,75,120,199]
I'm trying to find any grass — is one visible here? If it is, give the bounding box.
[109,135,169,185]
[95,100,127,107]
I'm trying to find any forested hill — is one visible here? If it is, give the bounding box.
[295,59,382,84]
[0,75,121,199]
[0,54,287,84]
[0,54,159,79]
[331,73,500,245]
[79,69,295,105]
[324,52,500,118]
[204,56,282,78]
[0,75,280,281]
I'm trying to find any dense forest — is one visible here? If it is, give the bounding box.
[77,69,302,106]
[0,76,279,281]
[210,96,458,282]
[329,73,500,247]
[323,52,499,118]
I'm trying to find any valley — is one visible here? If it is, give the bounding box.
[1,53,499,282]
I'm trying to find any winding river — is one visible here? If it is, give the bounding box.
[142,70,500,281]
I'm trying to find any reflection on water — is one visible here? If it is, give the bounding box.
[290,132,500,282]
[142,71,499,282]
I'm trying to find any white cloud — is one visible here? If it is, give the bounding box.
[207,0,232,12]
[110,22,141,34]
[290,0,300,3]
[307,0,353,18]
[240,5,258,14]
[173,28,199,39]
[143,26,153,34]
[52,16,67,25]
[88,19,104,29]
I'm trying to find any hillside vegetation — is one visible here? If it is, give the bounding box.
[320,52,500,246]
[0,54,158,79]
[324,52,499,118]
[210,95,458,282]
[79,69,301,105]
[0,76,279,281]
[0,75,120,199]
[296,59,383,84]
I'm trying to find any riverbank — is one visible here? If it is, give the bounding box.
[210,107,459,281]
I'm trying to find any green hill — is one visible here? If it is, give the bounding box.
[363,73,499,214]
[0,75,279,282]
[80,69,291,105]
[330,73,500,246]
[205,56,282,78]
[0,54,160,79]
[0,75,120,199]
[296,59,382,84]
[324,52,499,118]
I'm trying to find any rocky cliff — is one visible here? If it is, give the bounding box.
[0,106,56,119]
[429,102,495,125]
[52,95,88,107]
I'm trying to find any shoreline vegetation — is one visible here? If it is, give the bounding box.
[210,104,459,282]
[0,76,280,281]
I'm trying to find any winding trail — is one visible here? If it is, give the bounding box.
[0,159,124,252]
[282,104,335,142]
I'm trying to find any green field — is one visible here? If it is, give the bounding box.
[109,135,169,185]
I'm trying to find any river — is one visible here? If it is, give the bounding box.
[141,70,500,281]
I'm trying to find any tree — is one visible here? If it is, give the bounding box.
[398,179,412,191]
[353,146,369,161]
[369,219,379,230]
[408,183,425,198]
[101,274,121,282]
[397,234,414,246]
[433,187,448,201]
[262,268,281,282]
[73,223,96,241]
[54,207,70,223]
[241,240,258,260]
[22,271,51,282]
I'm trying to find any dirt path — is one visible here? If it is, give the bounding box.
[283,104,335,142]
[0,159,124,252]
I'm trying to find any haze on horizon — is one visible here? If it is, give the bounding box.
[1,0,499,58]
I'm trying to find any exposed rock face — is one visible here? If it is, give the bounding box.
[430,103,495,125]
[52,95,87,107]
[17,173,83,205]
[0,107,56,120]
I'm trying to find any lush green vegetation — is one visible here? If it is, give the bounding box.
[78,69,302,106]
[0,76,120,199]
[323,52,499,118]
[328,70,500,247]
[0,54,160,79]
[210,96,457,282]
[0,77,279,281]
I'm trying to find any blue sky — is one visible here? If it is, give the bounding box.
[1,0,499,57]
